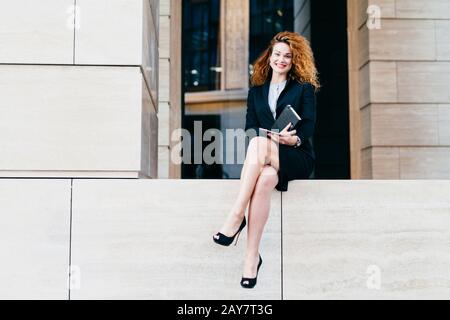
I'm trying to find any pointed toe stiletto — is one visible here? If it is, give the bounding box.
[240,254,263,289]
[213,217,246,246]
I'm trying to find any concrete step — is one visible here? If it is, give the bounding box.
[0,179,449,299]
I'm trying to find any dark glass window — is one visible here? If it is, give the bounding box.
[183,0,221,92]
[249,0,293,70]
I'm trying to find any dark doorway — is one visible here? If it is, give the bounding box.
[182,114,224,179]
[311,0,350,179]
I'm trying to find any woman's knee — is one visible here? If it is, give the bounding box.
[247,137,270,163]
[248,136,269,151]
[255,166,278,192]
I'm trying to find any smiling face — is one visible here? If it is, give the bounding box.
[269,42,293,75]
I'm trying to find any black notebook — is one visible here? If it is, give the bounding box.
[271,105,302,132]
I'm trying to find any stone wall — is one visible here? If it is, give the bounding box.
[0,0,158,178]
[348,0,450,178]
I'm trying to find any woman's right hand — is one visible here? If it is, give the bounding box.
[267,123,297,146]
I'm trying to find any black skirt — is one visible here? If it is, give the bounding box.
[275,144,315,192]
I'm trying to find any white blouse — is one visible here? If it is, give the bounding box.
[268,80,287,119]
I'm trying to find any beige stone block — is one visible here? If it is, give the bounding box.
[160,0,170,16]
[159,58,170,102]
[400,147,450,179]
[396,0,450,19]
[360,62,398,107]
[70,180,281,299]
[159,16,170,59]
[358,23,369,68]
[143,0,159,106]
[150,0,160,32]
[150,104,159,178]
[283,180,450,299]
[169,103,182,143]
[158,146,169,179]
[436,21,450,61]
[371,104,439,146]
[361,147,372,179]
[370,61,398,103]
[355,0,368,29]
[370,0,396,18]
[0,65,152,177]
[397,62,450,103]
[0,0,74,64]
[224,0,249,89]
[169,0,182,131]
[360,106,371,148]
[75,0,142,64]
[158,102,170,147]
[0,179,71,299]
[372,147,400,179]
[141,80,158,178]
[169,158,182,179]
[369,19,436,60]
[168,102,182,179]
[359,63,371,108]
[74,0,158,100]
[362,147,400,179]
[356,0,396,29]
[438,105,450,145]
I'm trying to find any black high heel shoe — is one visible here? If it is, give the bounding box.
[240,254,263,289]
[213,217,246,246]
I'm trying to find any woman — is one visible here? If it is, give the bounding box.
[213,31,320,288]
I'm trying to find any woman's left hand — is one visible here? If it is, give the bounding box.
[268,123,297,146]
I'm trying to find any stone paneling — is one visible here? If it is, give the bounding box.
[0,179,71,299]
[0,65,150,176]
[397,62,450,103]
[436,21,450,61]
[362,147,400,179]
[438,105,450,145]
[158,102,170,147]
[159,16,170,59]
[370,104,439,146]
[75,0,142,65]
[396,0,450,19]
[400,147,450,179]
[283,180,450,299]
[224,0,249,89]
[0,0,74,64]
[369,19,436,61]
[70,180,281,299]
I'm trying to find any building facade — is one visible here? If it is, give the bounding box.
[349,0,450,179]
[1,0,450,300]
[0,0,449,179]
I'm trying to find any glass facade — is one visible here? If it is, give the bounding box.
[182,0,221,92]
[182,0,294,179]
[249,0,293,68]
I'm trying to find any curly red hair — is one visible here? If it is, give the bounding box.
[251,31,320,91]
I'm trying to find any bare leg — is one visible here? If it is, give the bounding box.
[218,137,279,236]
[243,165,278,278]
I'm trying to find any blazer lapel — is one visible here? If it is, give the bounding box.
[261,79,272,119]
[275,77,292,118]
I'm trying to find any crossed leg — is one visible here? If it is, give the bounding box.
[242,164,278,278]
[218,136,280,274]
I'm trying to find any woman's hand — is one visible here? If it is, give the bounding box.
[267,122,298,146]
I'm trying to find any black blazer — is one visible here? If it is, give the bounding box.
[245,77,317,160]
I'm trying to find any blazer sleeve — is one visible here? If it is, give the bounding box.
[244,88,261,137]
[296,83,316,143]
